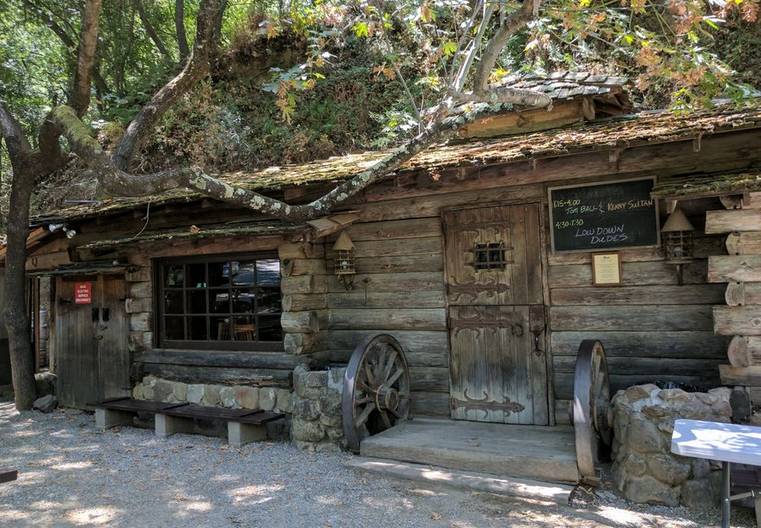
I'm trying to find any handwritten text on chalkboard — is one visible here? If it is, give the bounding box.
[548,178,659,252]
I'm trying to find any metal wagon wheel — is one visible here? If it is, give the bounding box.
[573,339,613,486]
[342,334,411,453]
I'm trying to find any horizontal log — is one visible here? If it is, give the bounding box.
[554,400,572,425]
[554,373,718,400]
[325,237,442,259]
[547,237,722,265]
[726,282,761,306]
[281,294,327,312]
[719,365,761,386]
[141,363,291,387]
[329,309,447,331]
[550,305,714,332]
[129,281,152,299]
[327,290,445,309]
[283,332,318,355]
[550,331,728,359]
[551,284,724,306]
[706,209,761,234]
[714,306,761,336]
[125,267,151,282]
[282,259,327,277]
[410,391,450,416]
[349,254,444,274]
[125,297,152,313]
[278,242,324,260]
[26,251,71,270]
[281,275,328,295]
[327,272,444,294]
[708,256,761,283]
[321,330,449,367]
[410,367,450,393]
[281,311,320,334]
[345,217,442,241]
[549,260,707,287]
[554,356,723,377]
[136,349,302,369]
[726,232,761,255]
[727,336,761,367]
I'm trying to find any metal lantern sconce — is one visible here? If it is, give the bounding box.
[333,231,356,290]
[661,206,695,285]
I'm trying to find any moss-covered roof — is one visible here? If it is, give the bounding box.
[36,103,761,223]
[652,169,761,199]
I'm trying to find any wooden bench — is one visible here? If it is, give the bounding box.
[93,397,189,430]
[93,398,284,447]
[156,404,283,448]
[0,468,18,484]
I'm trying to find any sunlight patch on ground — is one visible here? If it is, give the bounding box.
[66,506,123,525]
[228,484,284,505]
[52,461,94,471]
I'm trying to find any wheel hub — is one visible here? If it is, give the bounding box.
[375,384,399,411]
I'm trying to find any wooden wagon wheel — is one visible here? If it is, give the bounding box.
[572,339,613,485]
[342,334,411,453]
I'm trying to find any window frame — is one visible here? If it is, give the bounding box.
[153,252,283,351]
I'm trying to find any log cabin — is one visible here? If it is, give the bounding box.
[5,73,761,484]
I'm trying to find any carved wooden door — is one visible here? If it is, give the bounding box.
[443,203,548,425]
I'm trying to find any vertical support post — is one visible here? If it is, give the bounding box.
[722,461,731,528]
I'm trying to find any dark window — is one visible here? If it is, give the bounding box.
[156,254,282,350]
[474,242,509,270]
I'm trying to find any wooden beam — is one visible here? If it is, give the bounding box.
[720,365,761,386]
[726,232,761,255]
[727,336,761,368]
[706,209,761,234]
[708,256,761,283]
[714,306,761,336]
[306,212,360,240]
[726,282,761,306]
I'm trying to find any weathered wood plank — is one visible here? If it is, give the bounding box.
[137,349,301,369]
[282,259,327,277]
[345,218,442,241]
[554,373,718,400]
[281,294,327,312]
[554,356,723,377]
[726,282,761,306]
[719,365,761,386]
[547,237,722,265]
[550,305,714,331]
[348,254,443,274]
[551,284,724,305]
[327,290,445,309]
[141,363,292,387]
[326,272,444,294]
[410,391,450,416]
[329,309,447,331]
[278,242,325,260]
[325,237,442,259]
[549,260,707,287]
[550,331,727,358]
[322,330,449,367]
[714,306,761,336]
[706,210,761,234]
[726,232,761,255]
[708,256,761,283]
[281,275,328,295]
[727,336,761,368]
[281,311,320,334]
[410,367,450,393]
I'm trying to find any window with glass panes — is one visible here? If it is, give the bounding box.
[157,254,282,349]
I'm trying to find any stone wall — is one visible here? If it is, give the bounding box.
[291,365,345,450]
[133,375,293,414]
[611,384,732,507]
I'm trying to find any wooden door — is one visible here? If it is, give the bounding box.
[443,203,549,425]
[55,275,129,408]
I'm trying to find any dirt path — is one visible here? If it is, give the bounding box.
[0,401,754,527]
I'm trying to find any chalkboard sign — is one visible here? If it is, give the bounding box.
[548,177,659,252]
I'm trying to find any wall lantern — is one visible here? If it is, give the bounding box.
[333,231,356,290]
[661,206,695,284]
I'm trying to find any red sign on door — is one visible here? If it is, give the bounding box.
[74,282,93,304]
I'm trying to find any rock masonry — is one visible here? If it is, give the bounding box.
[290,365,346,451]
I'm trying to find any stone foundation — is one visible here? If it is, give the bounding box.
[611,384,732,507]
[291,365,345,451]
[132,376,293,414]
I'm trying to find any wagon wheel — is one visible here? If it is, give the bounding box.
[572,339,612,486]
[342,334,411,453]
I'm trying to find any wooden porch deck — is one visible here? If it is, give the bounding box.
[360,417,580,484]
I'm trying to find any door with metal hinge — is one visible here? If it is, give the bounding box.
[443,203,549,425]
[55,275,129,408]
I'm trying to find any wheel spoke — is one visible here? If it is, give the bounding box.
[364,361,375,386]
[354,396,372,406]
[379,410,392,429]
[355,403,376,428]
[387,367,404,386]
[383,350,398,381]
[387,407,401,418]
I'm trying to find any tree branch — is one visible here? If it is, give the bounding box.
[473,0,543,95]
[112,0,224,170]
[70,0,102,117]
[0,102,32,163]
[452,86,551,107]
[175,0,189,62]
[135,0,174,64]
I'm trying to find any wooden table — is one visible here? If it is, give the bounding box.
[672,419,761,528]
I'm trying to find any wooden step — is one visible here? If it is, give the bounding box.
[359,417,580,484]
[346,457,574,505]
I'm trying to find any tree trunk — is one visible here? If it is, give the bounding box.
[175,0,189,62]
[3,162,37,410]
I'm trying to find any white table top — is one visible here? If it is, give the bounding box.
[671,419,761,466]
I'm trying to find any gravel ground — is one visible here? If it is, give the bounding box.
[0,401,756,528]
